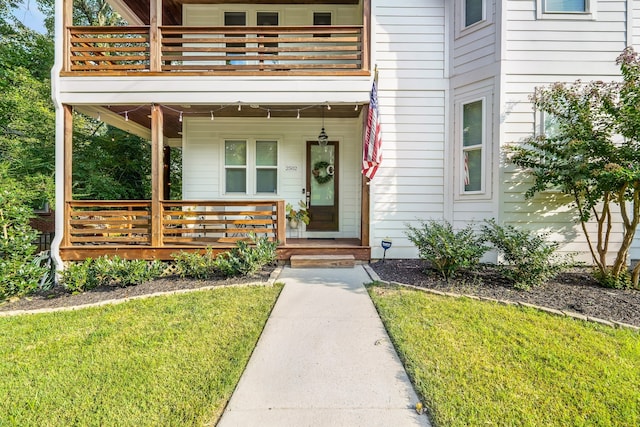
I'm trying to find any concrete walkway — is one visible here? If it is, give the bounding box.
[217,265,431,427]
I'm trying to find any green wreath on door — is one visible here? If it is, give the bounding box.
[312,161,334,184]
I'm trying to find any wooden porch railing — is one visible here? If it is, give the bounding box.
[68,26,151,72]
[161,200,284,245]
[65,200,286,247]
[66,25,366,75]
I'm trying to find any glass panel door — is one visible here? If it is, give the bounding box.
[306,141,338,231]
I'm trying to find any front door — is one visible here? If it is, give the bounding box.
[306,141,338,231]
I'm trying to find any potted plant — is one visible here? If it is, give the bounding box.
[285,201,310,229]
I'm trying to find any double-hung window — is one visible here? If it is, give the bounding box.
[224,139,278,194]
[255,140,278,193]
[225,140,247,193]
[462,99,484,193]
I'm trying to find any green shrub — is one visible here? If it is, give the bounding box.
[481,219,567,290]
[60,259,99,293]
[172,248,218,279]
[217,235,278,277]
[405,220,487,280]
[172,235,278,279]
[0,174,48,300]
[61,256,165,293]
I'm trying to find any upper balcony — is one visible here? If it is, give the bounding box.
[61,0,371,77]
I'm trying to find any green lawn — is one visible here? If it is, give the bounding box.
[367,283,640,427]
[0,284,282,426]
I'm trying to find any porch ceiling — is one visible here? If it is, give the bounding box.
[103,103,361,139]
[118,0,360,26]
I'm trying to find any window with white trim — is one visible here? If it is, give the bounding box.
[545,0,587,12]
[537,111,561,137]
[225,140,247,193]
[255,140,278,193]
[224,139,278,194]
[462,99,484,193]
[464,0,484,28]
[537,0,595,20]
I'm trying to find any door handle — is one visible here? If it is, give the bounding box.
[306,191,310,209]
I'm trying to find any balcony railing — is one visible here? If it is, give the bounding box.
[65,25,367,75]
[65,200,286,248]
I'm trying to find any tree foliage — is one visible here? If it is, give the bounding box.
[0,165,48,299]
[508,47,640,289]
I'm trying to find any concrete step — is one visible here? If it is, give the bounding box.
[290,254,356,268]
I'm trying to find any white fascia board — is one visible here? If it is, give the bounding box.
[106,0,144,25]
[57,76,373,105]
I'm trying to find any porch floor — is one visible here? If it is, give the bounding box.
[59,238,370,262]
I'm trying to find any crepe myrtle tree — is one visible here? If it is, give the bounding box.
[508,47,640,289]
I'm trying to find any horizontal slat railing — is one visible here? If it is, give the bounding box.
[64,25,365,75]
[68,26,150,72]
[65,200,286,248]
[161,26,362,73]
[162,200,283,245]
[68,201,152,245]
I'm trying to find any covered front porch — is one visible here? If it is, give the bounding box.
[60,200,370,261]
[56,103,371,263]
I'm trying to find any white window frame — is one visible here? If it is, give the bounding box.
[458,97,487,196]
[536,0,596,20]
[223,138,279,196]
[456,0,492,39]
[463,0,485,28]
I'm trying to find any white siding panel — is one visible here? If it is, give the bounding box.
[451,0,498,76]
[370,0,446,259]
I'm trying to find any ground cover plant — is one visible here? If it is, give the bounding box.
[368,283,640,427]
[0,284,282,426]
[60,255,165,292]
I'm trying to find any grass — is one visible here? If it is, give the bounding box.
[367,283,640,427]
[0,284,282,426]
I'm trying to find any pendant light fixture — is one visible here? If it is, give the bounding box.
[318,106,328,148]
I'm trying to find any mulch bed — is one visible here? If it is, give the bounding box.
[3,261,639,329]
[370,259,640,328]
[0,268,275,313]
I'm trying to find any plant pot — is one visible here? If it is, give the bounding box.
[288,218,299,229]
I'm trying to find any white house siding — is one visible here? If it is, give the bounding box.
[448,0,501,244]
[369,0,447,259]
[451,0,498,76]
[181,116,363,239]
[501,0,632,261]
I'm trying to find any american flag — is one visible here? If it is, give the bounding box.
[362,70,382,180]
[464,151,470,186]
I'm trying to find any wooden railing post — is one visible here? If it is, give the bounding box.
[62,105,73,246]
[149,0,162,72]
[63,0,73,72]
[362,0,371,72]
[151,105,164,247]
[276,200,286,245]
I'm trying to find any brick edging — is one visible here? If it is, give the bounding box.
[362,264,639,332]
